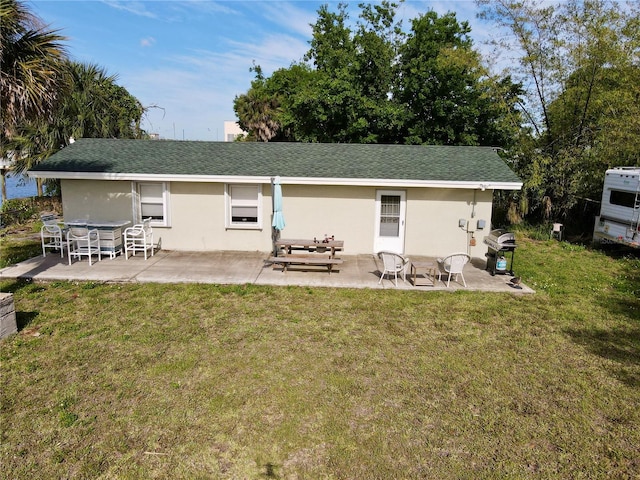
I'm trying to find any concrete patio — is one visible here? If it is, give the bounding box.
[0,250,534,293]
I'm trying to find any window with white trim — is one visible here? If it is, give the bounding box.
[226,184,262,229]
[133,182,170,227]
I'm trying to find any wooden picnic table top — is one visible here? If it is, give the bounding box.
[276,238,344,248]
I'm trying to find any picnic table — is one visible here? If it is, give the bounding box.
[270,238,344,274]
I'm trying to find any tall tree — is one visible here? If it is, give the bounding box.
[234,3,523,148]
[299,1,404,143]
[9,61,146,184]
[58,62,145,140]
[233,65,282,142]
[398,11,486,145]
[0,0,67,138]
[0,0,67,200]
[478,0,640,224]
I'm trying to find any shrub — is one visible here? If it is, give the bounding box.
[0,198,38,226]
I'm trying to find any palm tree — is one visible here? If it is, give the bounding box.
[8,61,147,196]
[0,0,67,199]
[61,61,145,140]
[234,89,281,142]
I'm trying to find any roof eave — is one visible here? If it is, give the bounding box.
[28,171,523,190]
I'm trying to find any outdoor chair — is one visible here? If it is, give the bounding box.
[377,251,409,287]
[124,218,154,260]
[67,225,101,265]
[437,252,470,287]
[40,214,65,258]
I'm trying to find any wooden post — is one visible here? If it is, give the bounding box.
[0,293,17,339]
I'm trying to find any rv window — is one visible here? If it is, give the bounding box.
[609,190,636,208]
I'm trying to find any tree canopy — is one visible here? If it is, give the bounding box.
[234,2,522,147]
[9,61,146,175]
[0,0,147,199]
[477,0,640,225]
[0,0,66,142]
[234,0,640,230]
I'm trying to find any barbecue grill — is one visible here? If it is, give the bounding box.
[483,229,516,275]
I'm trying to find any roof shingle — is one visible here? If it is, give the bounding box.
[31,138,521,184]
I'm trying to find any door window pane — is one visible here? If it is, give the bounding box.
[379,195,400,237]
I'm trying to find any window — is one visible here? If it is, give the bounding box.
[133,182,169,226]
[226,184,262,229]
[379,194,401,236]
[609,190,637,208]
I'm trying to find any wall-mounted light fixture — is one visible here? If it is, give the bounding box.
[477,219,486,230]
[459,218,467,228]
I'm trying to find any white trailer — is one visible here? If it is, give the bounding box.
[593,167,640,248]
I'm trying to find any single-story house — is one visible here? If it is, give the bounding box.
[29,138,522,258]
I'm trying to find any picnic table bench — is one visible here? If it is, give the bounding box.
[270,238,344,274]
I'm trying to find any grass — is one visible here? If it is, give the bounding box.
[1,233,639,478]
[0,221,42,268]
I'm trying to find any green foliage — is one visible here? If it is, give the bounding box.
[479,0,640,226]
[0,198,37,225]
[0,0,67,141]
[398,11,483,145]
[8,61,147,174]
[234,3,522,146]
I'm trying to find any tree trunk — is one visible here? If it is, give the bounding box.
[0,170,6,203]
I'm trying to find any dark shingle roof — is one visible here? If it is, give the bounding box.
[31,138,521,184]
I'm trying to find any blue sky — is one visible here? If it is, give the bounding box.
[32,1,494,141]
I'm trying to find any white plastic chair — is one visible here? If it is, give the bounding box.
[67,226,101,265]
[551,223,563,241]
[437,253,470,287]
[40,214,65,258]
[124,218,154,260]
[377,251,409,287]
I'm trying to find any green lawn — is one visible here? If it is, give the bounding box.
[1,234,638,478]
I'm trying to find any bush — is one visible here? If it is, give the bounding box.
[0,198,38,226]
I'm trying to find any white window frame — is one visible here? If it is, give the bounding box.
[225,184,262,229]
[132,182,170,227]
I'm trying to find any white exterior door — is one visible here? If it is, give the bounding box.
[374,190,406,254]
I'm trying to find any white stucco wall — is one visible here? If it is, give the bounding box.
[61,179,133,222]
[405,188,493,258]
[280,184,493,258]
[59,179,495,258]
[159,182,271,251]
[277,184,375,253]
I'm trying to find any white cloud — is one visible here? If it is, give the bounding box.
[260,2,318,38]
[101,0,158,19]
[140,36,156,48]
[117,1,516,140]
[225,34,311,72]
[120,4,315,140]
